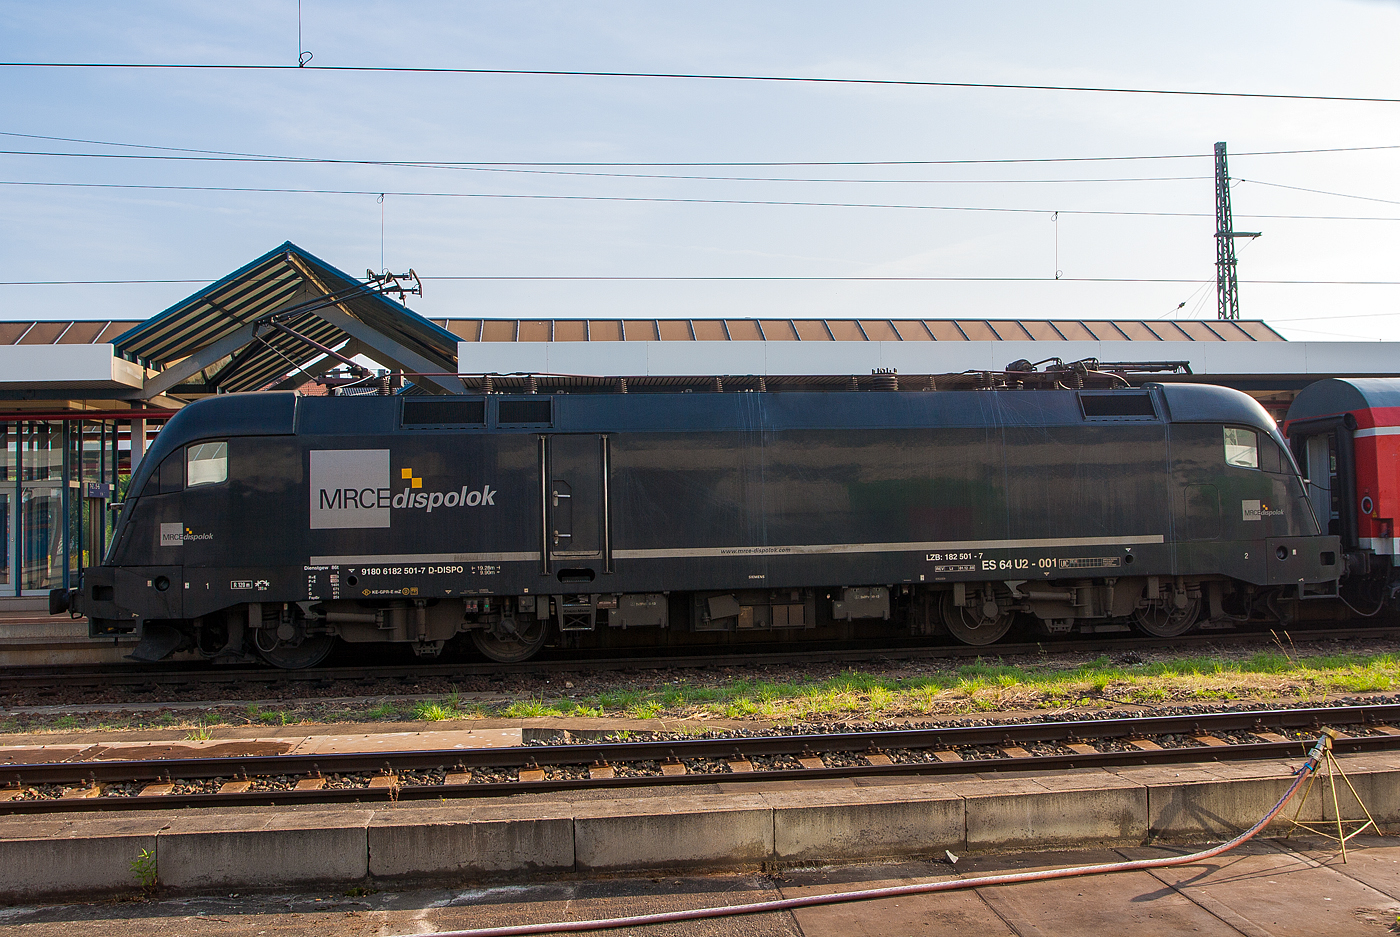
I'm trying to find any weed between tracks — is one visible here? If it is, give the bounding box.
[4,645,1398,738]
[355,649,1400,724]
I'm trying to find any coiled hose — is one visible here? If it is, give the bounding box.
[414,738,1329,937]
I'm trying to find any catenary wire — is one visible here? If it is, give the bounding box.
[1,61,1398,104]
[4,130,1400,166]
[8,177,1400,222]
[6,276,1400,286]
[1239,178,1400,207]
[0,150,1217,184]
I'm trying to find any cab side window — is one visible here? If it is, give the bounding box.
[157,450,184,494]
[187,441,228,487]
[1223,427,1258,469]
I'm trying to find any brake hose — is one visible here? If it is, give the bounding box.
[414,736,1330,937]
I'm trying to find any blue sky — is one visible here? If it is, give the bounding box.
[1,1,1398,340]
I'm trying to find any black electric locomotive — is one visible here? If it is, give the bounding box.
[65,381,1342,667]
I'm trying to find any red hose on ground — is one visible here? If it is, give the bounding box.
[412,739,1328,937]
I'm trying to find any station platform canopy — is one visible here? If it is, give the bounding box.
[118,242,463,398]
[0,242,464,419]
[439,317,1284,344]
[443,315,1400,418]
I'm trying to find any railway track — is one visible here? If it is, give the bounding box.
[2,624,1398,696]
[3,703,1398,814]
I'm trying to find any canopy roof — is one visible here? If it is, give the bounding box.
[436,317,1283,343]
[115,242,463,396]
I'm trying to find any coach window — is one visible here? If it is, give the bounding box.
[1223,427,1259,469]
[186,441,228,487]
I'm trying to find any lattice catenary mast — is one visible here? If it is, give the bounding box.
[1215,141,1261,320]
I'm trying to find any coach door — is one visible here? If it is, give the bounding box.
[1290,417,1357,548]
[543,435,611,570]
[1303,434,1338,536]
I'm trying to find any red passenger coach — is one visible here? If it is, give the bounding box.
[1284,378,1400,566]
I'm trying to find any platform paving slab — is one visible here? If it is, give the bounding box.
[155,807,371,890]
[573,792,774,871]
[403,876,799,937]
[765,783,965,861]
[0,814,169,899]
[1121,840,1400,937]
[1130,763,1329,838]
[1294,755,1400,824]
[952,771,1148,849]
[367,800,575,879]
[0,729,523,765]
[960,847,1241,937]
[0,743,91,765]
[287,728,522,754]
[4,840,1400,934]
[717,776,858,794]
[1289,835,1400,900]
[776,861,1013,937]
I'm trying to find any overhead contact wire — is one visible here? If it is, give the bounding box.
[5,130,1400,167]
[1,62,1398,104]
[7,178,1400,223]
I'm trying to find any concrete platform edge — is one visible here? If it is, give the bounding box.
[0,752,1395,901]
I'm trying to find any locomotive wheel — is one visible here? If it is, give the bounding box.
[471,617,549,663]
[1132,597,1200,637]
[939,591,1013,646]
[256,634,335,669]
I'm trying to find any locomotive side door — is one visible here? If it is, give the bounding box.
[544,434,610,567]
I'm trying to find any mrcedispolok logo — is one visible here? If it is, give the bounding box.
[310,449,496,530]
[1241,499,1284,521]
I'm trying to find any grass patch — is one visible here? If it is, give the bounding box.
[456,649,1400,725]
[501,696,564,719]
[16,645,1395,738]
[361,702,401,720]
[412,701,455,722]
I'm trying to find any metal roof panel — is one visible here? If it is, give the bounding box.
[114,243,459,393]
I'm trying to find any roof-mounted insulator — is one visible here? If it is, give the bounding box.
[871,371,899,392]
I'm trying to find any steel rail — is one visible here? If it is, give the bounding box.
[3,624,1397,694]
[2,704,1396,814]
